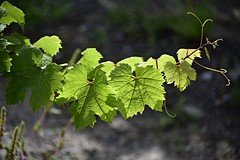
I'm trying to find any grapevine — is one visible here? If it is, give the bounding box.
[0,1,230,129]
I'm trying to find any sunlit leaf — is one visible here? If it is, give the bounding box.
[177,48,201,65]
[164,61,196,91]
[0,1,25,30]
[77,48,103,73]
[157,54,176,72]
[109,64,165,118]
[138,57,157,68]
[57,64,116,128]
[34,35,62,57]
[117,57,143,71]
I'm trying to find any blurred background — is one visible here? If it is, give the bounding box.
[1,0,240,159]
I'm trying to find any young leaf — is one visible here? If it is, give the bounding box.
[109,64,165,118]
[57,64,116,128]
[34,36,62,57]
[0,1,25,30]
[157,54,176,72]
[164,61,196,91]
[77,48,103,72]
[204,47,210,60]
[177,49,201,65]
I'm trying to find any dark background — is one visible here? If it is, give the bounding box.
[1,0,240,159]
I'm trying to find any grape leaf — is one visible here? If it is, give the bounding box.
[164,60,196,91]
[109,64,165,118]
[6,76,29,104]
[6,45,63,110]
[6,45,41,104]
[57,64,116,128]
[138,57,157,68]
[0,1,25,30]
[88,61,115,80]
[5,33,30,45]
[29,64,63,110]
[157,54,176,72]
[5,33,30,55]
[177,49,201,65]
[77,48,103,73]
[0,38,11,72]
[117,57,143,71]
[34,36,62,57]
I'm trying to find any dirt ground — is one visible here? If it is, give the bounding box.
[1,0,240,160]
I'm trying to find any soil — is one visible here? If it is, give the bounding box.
[1,0,240,160]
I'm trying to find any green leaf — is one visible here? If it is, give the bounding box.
[57,64,116,128]
[77,48,103,72]
[34,35,62,57]
[0,38,11,72]
[0,1,25,30]
[17,45,43,67]
[56,64,88,104]
[5,33,30,45]
[29,64,63,110]
[164,61,196,91]
[157,54,176,72]
[5,33,30,52]
[117,57,143,71]
[109,64,165,118]
[88,61,115,80]
[138,57,157,68]
[6,45,62,110]
[6,76,29,104]
[6,45,42,77]
[6,46,41,104]
[176,49,201,65]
